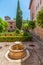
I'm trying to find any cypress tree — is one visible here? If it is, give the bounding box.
[16,0,22,29]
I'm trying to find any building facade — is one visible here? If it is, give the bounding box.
[29,0,43,20]
[5,16,16,31]
[29,0,43,41]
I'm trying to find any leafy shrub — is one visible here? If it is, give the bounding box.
[28,20,36,30]
[20,30,24,36]
[9,33,12,36]
[0,30,32,42]
[23,31,32,40]
[0,35,32,42]
[0,17,8,32]
[36,7,43,28]
[23,31,29,36]
[15,28,20,34]
[22,23,28,30]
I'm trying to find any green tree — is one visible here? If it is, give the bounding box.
[16,0,22,29]
[0,17,8,32]
[28,20,36,30]
[22,23,28,31]
[36,7,43,28]
[22,20,27,25]
[22,20,29,30]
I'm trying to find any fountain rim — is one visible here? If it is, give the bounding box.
[9,42,26,52]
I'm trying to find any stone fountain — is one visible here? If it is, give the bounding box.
[5,42,30,64]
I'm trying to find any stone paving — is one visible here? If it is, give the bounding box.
[0,42,43,65]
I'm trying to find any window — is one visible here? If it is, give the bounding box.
[38,3,39,8]
[10,26,12,28]
[36,2,40,11]
[36,6,37,10]
[40,0,42,5]
[31,13,34,20]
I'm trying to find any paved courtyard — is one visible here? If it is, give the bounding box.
[0,42,43,65]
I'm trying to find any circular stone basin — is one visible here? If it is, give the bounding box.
[8,43,27,59]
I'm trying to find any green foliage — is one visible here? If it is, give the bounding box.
[36,7,43,27]
[23,31,31,36]
[28,20,36,30]
[22,20,29,30]
[0,18,8,32]
[0,35,32,42]
[16,0,22,29]
[0,30,32,42]
[15,28,20,34]
[22,20,27,24]
[22,20,35,30]
[22,23,28,30]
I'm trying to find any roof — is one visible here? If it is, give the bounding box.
[4,16,11,20]
[6,20,16,23]
[29,0,33,9]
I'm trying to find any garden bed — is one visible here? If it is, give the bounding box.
[0,30,32,42]
[0,36,32,42]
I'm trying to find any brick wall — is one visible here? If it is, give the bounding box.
[30,0,35,20]
[29,0,43,41]
[34,27,43,41]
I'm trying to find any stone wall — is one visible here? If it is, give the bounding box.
[34,27,43,41]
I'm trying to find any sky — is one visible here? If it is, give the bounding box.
[0,0,30,20]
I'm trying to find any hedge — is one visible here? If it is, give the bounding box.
[0,36,32,42]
